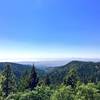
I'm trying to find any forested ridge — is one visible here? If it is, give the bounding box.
[48,61,100,85]
[0,61,100,100]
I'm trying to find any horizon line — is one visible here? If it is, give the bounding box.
[0,57,100,62]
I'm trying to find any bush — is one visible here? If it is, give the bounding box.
[6,85,53,100]
[51,85,74,100]
[75,83,100,100]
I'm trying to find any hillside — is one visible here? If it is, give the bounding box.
[0,62,46,78]
[48,61,100,85]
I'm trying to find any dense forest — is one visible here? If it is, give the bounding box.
[0,61,100,100]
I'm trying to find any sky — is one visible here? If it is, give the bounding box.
[0,0,100,61]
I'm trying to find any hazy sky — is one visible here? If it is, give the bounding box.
[0,0,100,61]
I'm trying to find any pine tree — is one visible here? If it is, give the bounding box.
[18,70,29,92]
[45,74,51,86]
[65,68,78,88]
[0,74,5,99]
[2,64,16,97]
[28,64,38,90]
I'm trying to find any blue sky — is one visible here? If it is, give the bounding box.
[0,0,100,61]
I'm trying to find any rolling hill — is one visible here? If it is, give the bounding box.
[48,61,100,85]
[0,62,46,78]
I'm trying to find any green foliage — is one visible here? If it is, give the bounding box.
[51,85,74,100]
[28,64,38,90]
[0,74,5,100]
[75,83,100,100]
[2,64,17,97]
[97,81,100,90]
[18,70,29,92]
[6,85,53,100]
[65,68,78,88]
[44,74,51,86]
[6,82,100,100]
[0,61,100,100]
[6,92,22,100]
[48,61,100,85]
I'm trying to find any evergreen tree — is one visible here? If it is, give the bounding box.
[65,68,78,88]
[0,74,5,99]
[44,74,51,86]
[28,64,38,90]
[18,70,29,92]
[2,64,16,97]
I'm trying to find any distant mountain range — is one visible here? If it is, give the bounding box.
[17,60,70,67]
[17,58,100,67]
